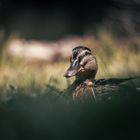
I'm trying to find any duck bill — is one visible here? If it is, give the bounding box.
[64,64,80,78]
[64,68,77,78]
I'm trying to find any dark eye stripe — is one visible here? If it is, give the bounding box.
[72,59,78,67]
[72,51,78,59]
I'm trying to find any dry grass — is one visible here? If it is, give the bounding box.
[0,32,140,91]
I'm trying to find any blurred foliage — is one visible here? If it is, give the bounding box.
[0,78,140,140]
[1,0,140,40]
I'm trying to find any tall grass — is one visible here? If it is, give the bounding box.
[0,33,140,91]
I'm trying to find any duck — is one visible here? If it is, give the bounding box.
[63,46,139,101]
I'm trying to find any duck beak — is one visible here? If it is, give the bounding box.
[64,60,80,78]
[64,68,78,78]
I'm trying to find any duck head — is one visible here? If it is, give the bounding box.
[64,46,98,81]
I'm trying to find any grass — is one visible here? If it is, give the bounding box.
[0,32,140,139]
[0,33,140,90]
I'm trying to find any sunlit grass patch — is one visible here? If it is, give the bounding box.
[0,32,140,91]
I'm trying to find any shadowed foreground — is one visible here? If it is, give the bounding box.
[0,78,140,140]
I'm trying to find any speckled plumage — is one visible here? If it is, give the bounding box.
[63,46,139,100]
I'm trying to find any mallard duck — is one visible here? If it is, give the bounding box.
[63,46,97,100]
[63,46,139,100]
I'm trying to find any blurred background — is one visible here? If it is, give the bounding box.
[0,0,140,90]
[0,1,140,140]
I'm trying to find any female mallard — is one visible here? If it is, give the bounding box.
[63,46,97,100]
[63,46,138,100]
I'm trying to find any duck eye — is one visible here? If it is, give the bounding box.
[85,51,90,56]
[73,51,77,59]
[72,59,78,67]
[78,56,82,63]
[85,52,88,55]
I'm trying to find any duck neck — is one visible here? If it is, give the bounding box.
[75,75,94,84]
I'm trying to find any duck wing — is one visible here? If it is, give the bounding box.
[94,76,140,97]
[94,76,140,86]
